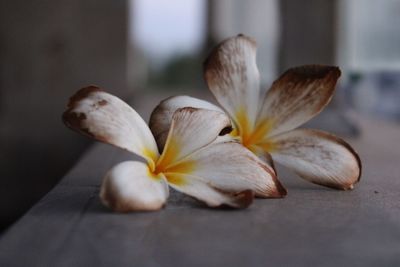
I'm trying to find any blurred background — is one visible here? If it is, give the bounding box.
[1,0,400,232]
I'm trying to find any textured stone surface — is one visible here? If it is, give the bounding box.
[0,116,399,267]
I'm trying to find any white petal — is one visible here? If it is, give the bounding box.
[100,161,169,212]
[63,86,159,167]
[149,95,223,152]
[256,65,341,138]
[156,108,231,170]
[268,129,361,190]
[163,141,286,200]
[204,34,260,136]
[168,175,254,209]
[251,147,277,175]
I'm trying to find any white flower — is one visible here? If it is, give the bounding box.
[63,86,285,212]
[150,34,361,191]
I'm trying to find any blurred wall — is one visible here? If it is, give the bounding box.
[279,0,336,71]
[0,0,128,231]
[206,0,336,83]
[207,0,280,85]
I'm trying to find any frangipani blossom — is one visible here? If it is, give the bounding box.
[63,86,286,212]
[150,34,361,191]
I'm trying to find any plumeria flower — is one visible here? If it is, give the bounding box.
[62,86,286,212]
[150,34,361,191]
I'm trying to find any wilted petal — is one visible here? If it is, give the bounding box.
[267,129,361,190]
[204,34,260,136]
[251,147,277,175]
[100,161,169,212]
[157,108,231,169]
[63,86,159,167]
[168,174,254,208]
[164,141,286,200]
[257,65,341,138]
[150,95,223,152]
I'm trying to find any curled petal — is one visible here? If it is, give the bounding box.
[268,129,361,190]
[100,161,169,212]
[150,95,223,152]
[164,141,286,201]
[157,108,231,169]
[251,148,278,175]
[169,174,254,209]
[63,86,159,167]
[204,34,260,136]
[257,65,341,138]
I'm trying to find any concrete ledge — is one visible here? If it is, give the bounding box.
[0,116,399,267]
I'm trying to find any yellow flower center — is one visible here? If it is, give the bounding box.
[234,109,275,153]
[144,138,195,186]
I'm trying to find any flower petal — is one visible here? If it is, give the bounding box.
[100,161,169,212]
[267,129,361,190]
[257,65,341,138]
[251,148,277,175]
[169,175,254,209]
[156,108,231,170]
[164,141,287,200]
[63,86,159,167]
[149,95,223,152]
[204,34,260,136]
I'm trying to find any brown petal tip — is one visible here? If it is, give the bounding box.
[308,179,357,191]
[100,184,164,213]
[203,34,256,76]
[62,110,87,133]
[284,65,341,80]
[67,85,104,109]
[272,176,288,197]
[308,129,362,187]
[255,161,287,198]
[274,65,341,95]
[232,189,254,209]
[213,189,254,209]
[62,86,108,142]
[268,65,342,120]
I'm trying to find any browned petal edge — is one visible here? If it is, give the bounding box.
[100,178,164,212]
[255,160,288,198]
[257,151,277,175]
[173,107,232,146]
[259,151,288,196]
[173,107,232,131]
[301,129,362,190]
[203,34,257,86]
[149,95,183,131]
[67,85,104,109]
[239,143,287,198]
[62,86,109,143]
[282,65,341,80]
[212,188,254,209]
[177,183,254,210]
[175,106,198,114]
[148,95,179,152]
[269,65,341,114]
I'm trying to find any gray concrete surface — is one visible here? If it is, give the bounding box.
[0,115,399,267]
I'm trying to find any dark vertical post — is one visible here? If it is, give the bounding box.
[0,0,128,231]
[279,0,337,72]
